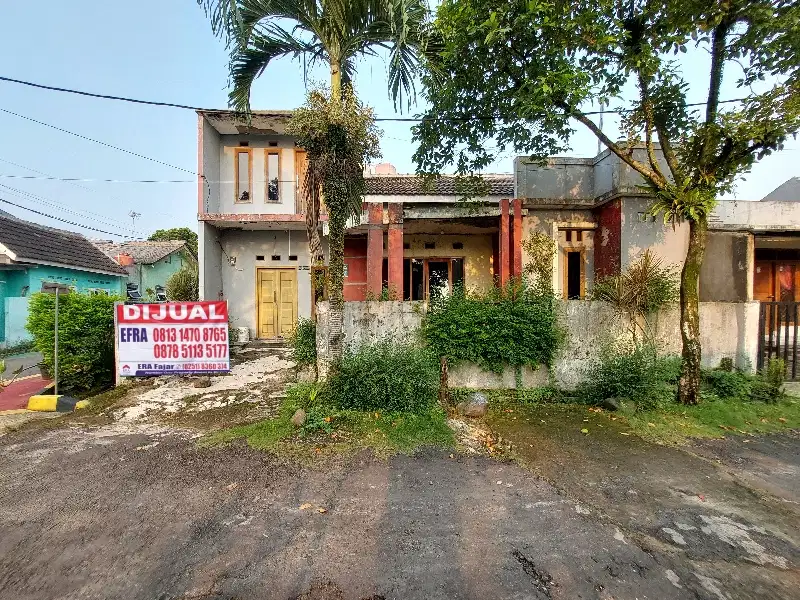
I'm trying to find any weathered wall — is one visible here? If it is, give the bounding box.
[403,234,494,291]
[220,229,329,336]
[594,199,621,279]
[710,200,800,232]
[514,157,595,200]
[700,231,753,302]
[218,135,298,214]
[620,197,689,269]
[317,299,760,389]
[199,222,223,301]
[4,296,31,345]
[201,117,221,213]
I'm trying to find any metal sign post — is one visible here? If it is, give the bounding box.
[42,283,71,395]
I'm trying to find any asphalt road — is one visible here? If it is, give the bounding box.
[0,421,797,600]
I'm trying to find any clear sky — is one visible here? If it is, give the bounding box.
[0,1,797,240]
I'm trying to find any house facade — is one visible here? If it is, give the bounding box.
[93,240,191,298]
[0,214,128,345]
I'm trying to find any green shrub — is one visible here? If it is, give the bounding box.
[702,369,752,401]
[26,292,120,392]
[750,358,785,404]
[165,264,198,301]
[578,344,679,410]
[423,282,563,373]
[288,318,317,366]
[328,340,439,413]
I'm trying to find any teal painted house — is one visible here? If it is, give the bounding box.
[0,214,128,345]
[93,240,192,298]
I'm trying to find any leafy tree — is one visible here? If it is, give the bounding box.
[414,0,800,404]
[148,227,198,258]
[198,0,428,302]
[166,264,200,302]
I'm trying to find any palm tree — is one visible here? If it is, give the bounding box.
[198,0,427,270]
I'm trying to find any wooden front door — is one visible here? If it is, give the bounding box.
[257,268,297,339]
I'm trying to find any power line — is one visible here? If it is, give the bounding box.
[0,173,195,184]
[0,108,197,175]
[0,183,135,231]
[0,197,134,238]
[0,74,748,122]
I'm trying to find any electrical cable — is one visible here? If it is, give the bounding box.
[0,196,135,238]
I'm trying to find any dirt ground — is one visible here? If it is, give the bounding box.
[0,353,798,600]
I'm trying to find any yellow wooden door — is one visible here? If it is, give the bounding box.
[257,269,297,339]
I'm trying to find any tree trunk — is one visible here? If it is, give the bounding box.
[327,211,346,364]
[678,215,708,405]
[330,60,342,100]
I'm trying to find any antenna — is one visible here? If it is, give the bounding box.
[128,210,141,237]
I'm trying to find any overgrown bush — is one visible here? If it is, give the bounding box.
[289,318,317,366]
[750,359,786,404]
[327,340,439,413]
[702,369,752,401]
[423,282,563,373]
[166,264,199,301]
[26,292,120,392]
[578,344,680,410]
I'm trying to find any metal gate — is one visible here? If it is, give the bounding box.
[758,301,800,379]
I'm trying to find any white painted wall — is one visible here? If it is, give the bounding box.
[710,199,800,231]
[217,134,298,214]
[199,222,223,301]
[201,118,221,213]
[218,229,328,336]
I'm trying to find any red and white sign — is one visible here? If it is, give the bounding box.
[116,301,230,376]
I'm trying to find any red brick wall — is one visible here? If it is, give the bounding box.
[594,199,621,279]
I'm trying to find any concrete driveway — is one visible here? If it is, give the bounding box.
[0,415,798,600]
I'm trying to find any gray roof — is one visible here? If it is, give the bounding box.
[0,215,127,275]
[92,240,187,265]
[364,174,514,196]
[761,177,800,201]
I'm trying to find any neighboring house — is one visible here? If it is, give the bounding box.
[93,240,191,297]
[760,177,800,202]
[0,214,128,345]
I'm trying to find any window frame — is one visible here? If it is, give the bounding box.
[234,147,253,204]
[265,149,281,204]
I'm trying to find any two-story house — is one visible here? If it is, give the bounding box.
[196,110,515,340]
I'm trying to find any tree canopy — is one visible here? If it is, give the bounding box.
[148,227,198,258]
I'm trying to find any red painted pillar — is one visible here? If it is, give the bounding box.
[512,198,522,278]
[366,203,384,297]
[499,199,510,287]
[387,203,404,298]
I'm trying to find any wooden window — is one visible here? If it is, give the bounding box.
[403,257,464,300]
[235,148,252,203]
[266,150,281,203]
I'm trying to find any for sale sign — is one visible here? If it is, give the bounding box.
[116,301,230,376]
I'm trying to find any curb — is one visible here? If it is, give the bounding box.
[27,395,89,412]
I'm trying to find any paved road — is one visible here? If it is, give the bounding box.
[0,418,797,599]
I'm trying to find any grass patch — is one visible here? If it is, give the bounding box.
[201,388,454,459]
[616,397,800,444]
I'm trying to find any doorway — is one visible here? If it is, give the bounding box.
[257,268,297,339]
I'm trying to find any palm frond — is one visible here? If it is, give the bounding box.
[197,0,244,46]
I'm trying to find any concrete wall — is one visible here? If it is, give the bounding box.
[515,157,595,200]
[317,299,760,390]
[4,296,31,345]
[126,251,189,294]
[710,200,800,232]
[700,231,753,302]
[620,197,688,269]
[218,135,298,214]
[217,229,328,336]
[24,265,125,296]
[403,234,494,291]
[201,117,221,213]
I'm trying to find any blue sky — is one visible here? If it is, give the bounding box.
[0,1,797,239]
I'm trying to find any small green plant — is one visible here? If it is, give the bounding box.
[301,406,336,436]
[750,359,786,404]
[26,292,120,392]
[328,340,439,413]
[165,264,199,301]
[522,231,556,294]
[702,369,751,401]
[423,280,563,373]
[288,318,317,366]
[578,344,680,411]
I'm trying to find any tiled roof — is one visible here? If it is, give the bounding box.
[364,174,514,196]
[762,177,800,201]
[0,215,127,275]
[92,240,187,265]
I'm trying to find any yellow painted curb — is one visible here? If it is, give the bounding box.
[27,395,58,412]
[75,400,90,410]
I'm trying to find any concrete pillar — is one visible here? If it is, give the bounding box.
[499,199,510,286]
[366,202,383,297]
[512,198,523,277]
[387,203,404,298]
